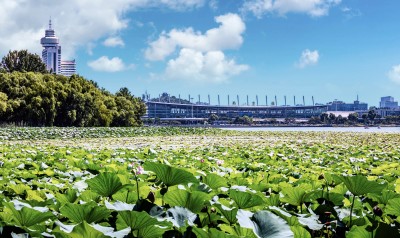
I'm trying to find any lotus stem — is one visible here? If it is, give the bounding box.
[135,175,140,201]
[349,195,356,227]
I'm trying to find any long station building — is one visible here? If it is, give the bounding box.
[145,101,328,121]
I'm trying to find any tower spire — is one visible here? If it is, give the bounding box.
[49,17,52,30]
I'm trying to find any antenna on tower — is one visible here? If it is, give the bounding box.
[49,17,52,29]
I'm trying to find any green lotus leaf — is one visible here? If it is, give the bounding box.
[54,221,109,238]
[9,184,30,195]
[368,190,400,205]
[116,210,167,238]
[291,226,311,238]
[252,210,294,238]
[59,202,110,224]
[340,175,386,196]
[385,198,400,217]
[144,162,197,187]
[202,173,228,189]
[281,187,307,207]
[215,203,238,224]
[3,202,55,227]
[86,172,124,197]
[192,226,239,237]
[219,224,257,237]
[164,189,210,213]
[229,189,264,209]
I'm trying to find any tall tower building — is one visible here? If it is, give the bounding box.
[40,19,61,74]
[40,19,76,76]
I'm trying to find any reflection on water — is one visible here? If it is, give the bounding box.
[222,127,400,133]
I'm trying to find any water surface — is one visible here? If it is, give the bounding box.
[222,127,400,133]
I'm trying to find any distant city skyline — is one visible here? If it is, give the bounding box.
[1,0,399,106]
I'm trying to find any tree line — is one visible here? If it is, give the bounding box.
[0,50,146,126]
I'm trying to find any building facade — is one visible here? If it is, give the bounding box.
[40,19,76,76]
[380,96,398,109]
[327,98,368,111]
[60,60,76,77]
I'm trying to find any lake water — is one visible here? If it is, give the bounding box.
[221,126,400,133]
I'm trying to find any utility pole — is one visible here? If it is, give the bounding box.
[256,95,258,106]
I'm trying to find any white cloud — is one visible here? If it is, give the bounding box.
[103,36,125,47]
[166,48,249,83]
[88,56,134,72]
[388,65,400,84]
[242,0,341,18]
[209,0,218,10]
[145,13,245,61]
[145,13,248,83]
[296,49,319,68]
[0,0,205,59]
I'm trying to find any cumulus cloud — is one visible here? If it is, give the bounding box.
[88,56,134,72]
[388,65,400,84]
[103,36,125,47]
[0,0,205,59]
[165,48,249,83]
[296,49,319,68]
[145,13,245,61]
[242,0,341,18]
[145,13,248,83]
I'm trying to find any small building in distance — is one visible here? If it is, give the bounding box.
[60,60,76,77]
[40,19,76,76]
[326,97,368,111]
[379,96,399,109]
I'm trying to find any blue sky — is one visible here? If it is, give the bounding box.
[1,0,400,107]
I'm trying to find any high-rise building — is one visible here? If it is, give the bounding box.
[60,60,76,77]
[40,19,76,76]
[380,96,398,109]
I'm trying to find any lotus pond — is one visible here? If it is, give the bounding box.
[1,127,400,237]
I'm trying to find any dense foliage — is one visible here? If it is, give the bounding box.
[0,128,400,237]
[0,127,229,140]
[0,72,146,126]
[0,50,47,74]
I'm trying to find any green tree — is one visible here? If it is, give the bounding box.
[348,113,359,124]
[1,50,47,73]
[0,72,146,126]
[368,109,377,124]
[0,92,7,113]
[320,113,329,124]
